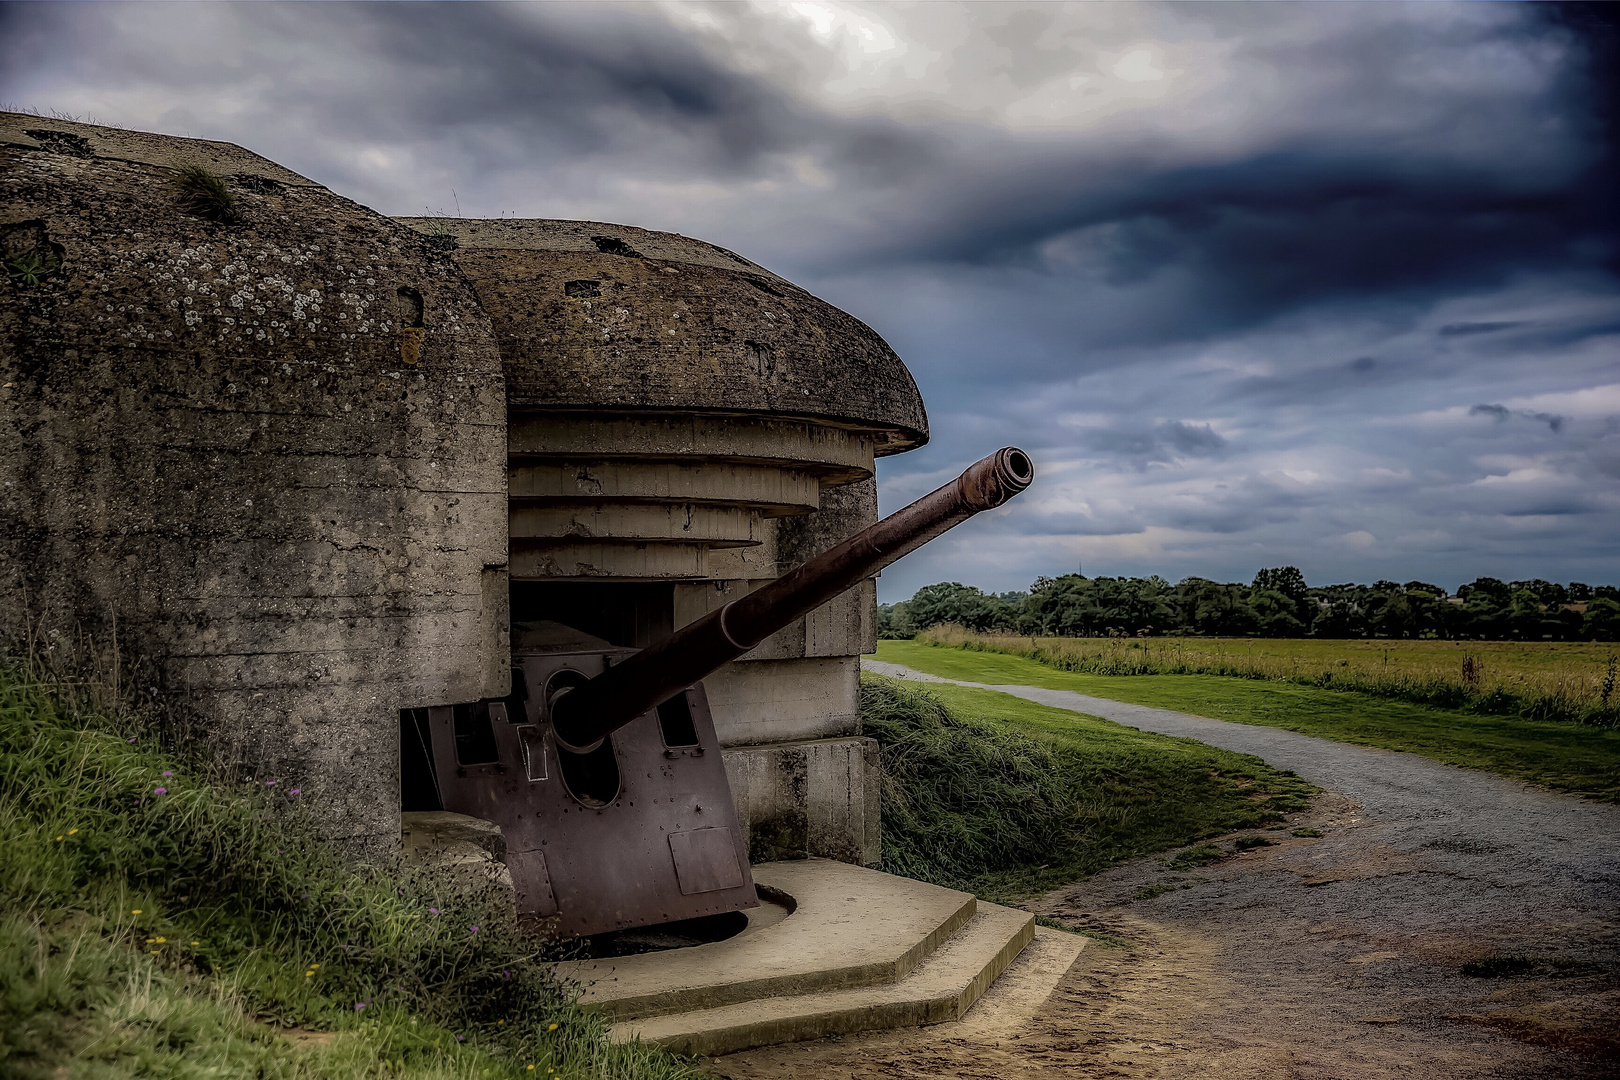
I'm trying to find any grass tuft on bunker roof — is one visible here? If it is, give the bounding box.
[171,163,241,225]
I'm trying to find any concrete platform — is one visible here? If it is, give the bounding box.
[553,858,1066,1056]
[613,901,1035,1055]
[557,859,977,1021]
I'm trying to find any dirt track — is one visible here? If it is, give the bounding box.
[708,662,1620,1080]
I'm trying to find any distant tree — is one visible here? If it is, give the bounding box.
[1583,598,1620,641]
[1510,579,1568,605]
[905,582,1014,633]
[1177,577,1259,636]
[1457,577,1510,605]
[895,574,1620,642]
[877,602,918,640]
[1249,589,1307,636]
[1253,566,1308,600]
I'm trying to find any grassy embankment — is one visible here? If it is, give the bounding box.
[875,636,1620,802]
[0,661,701,1080]
[861,674,1315,902]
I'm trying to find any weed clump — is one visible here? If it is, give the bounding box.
[1166,843,1227,869]
[172,163,241,224]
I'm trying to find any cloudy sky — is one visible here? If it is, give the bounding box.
[4,2,1616,600]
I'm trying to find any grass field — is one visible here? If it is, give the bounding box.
[0,661,699,1080]
[919,626,1620,727]
[875,639,1620,802]
[861,674,1315,901]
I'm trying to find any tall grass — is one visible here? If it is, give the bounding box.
[863,676,1075,887]
[861,674,1315,899]
[919,626,1620,728]
[0,655,701,1080]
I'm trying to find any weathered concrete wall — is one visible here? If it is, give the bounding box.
[395,218,928,452]
[1,116,510,857]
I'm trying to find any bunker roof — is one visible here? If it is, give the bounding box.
[1,112,317,188]
[397,218,929,455]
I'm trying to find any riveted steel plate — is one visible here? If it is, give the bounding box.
[427,641,757,938]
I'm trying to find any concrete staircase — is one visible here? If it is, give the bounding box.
[553,859,1084,1056]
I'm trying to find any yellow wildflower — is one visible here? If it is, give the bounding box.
[55,835,63,841]
[547,1023,558,1031]
[68,829,78,835]
[310,964,319,969]
[131,909,142,915]
[190,940,200,946]
[155,937,166,943]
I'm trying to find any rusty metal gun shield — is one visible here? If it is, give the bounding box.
[425,640,757,938]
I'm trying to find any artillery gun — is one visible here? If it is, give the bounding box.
[415,448,1033,937]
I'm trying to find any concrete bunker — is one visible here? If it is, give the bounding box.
[394,216,930,873]
[3,113,1052,1053]
[0,113,510,858]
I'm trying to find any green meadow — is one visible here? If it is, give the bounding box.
[876,638,1620,802]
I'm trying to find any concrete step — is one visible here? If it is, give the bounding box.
[953,925,1087,1038]
[610,900,1037,1057]
[558,859,978,1022]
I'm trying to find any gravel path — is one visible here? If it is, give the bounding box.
[730,660,1620,1078]
[863,658,1620,919]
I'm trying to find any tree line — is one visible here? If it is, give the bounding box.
[879,569,1620,641]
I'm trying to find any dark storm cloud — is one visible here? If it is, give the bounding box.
[1470,404,1565,432]
[1082,420,1226,466]
[3,1,1617,596]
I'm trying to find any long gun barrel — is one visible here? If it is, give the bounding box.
[550,446,1035,751]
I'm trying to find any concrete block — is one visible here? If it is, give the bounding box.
[805,737,882,866]
[704,658,859,745]
[722,736,880,866]
[401,811,514,899]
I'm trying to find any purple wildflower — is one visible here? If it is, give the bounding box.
[427,907,439,915]
[469,925,479,933]
[289,788,301,795]
[153,787,167,795]
[162,771,173,777]
[265,780,277,787]
[127,737,137,743]
[355,1002,367,1012]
